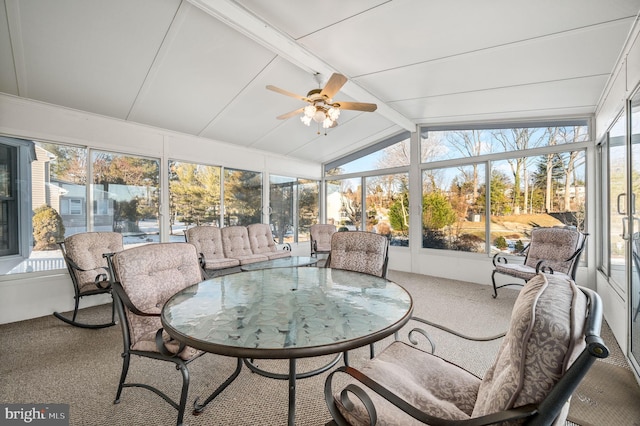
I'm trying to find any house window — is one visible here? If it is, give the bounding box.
[0,143,18,257]
[68,199,82,215]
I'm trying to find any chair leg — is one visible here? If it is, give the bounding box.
[491,270,499,298]
[114,352,131,404]
[369,343,375,359]
[176,364,190,426]
[53,294,117,329]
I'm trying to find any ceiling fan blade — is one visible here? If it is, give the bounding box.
[332,101,378,112]
[276,107,305,120]
[266,85,309,102]
[320,73,348,100]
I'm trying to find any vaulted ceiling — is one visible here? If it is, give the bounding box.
[1,0,638,164]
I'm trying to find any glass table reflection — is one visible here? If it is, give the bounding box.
[239,255,318,271]
[161,267,413,425]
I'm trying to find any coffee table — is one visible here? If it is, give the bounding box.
[161,267,413,425]
[239,255,318,271]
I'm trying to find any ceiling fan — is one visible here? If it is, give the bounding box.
[266,73,377,132]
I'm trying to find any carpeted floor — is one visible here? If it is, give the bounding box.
[0,270,637,425]
[568,360,640,426]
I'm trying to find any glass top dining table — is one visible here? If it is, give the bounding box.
[239,255,318,272]
[161,267,413,425]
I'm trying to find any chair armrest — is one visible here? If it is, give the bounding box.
[64,255,111,289]
[400,316,506,355]
[492,252,508,267]
[155,328,186,358]
[325,366,538,426]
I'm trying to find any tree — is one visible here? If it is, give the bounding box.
[33,206,65,250]
[388,190,409,234]
[494,235,508,250]
[38,143,87,184]
[422,192,456,230]
[493,129,547,214]
[477,170,512,215]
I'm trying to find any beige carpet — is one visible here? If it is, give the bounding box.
[0,270,637,425]
[568,360,640,426]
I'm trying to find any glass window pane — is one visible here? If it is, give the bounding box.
[608,114,627,290]
[168,161,221,239]
[421,126,589,162]
[223,168,262,226]
[489,151,586,254]
[366,173,409,246]
[92,151,160,247]
[326,178,361,230]
[297,179,319,242]
[270,175,295,244]
[422,165,486,252]
[327,138,410,175]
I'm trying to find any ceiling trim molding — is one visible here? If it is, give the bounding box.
[186,0,415,132]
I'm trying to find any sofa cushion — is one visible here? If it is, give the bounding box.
[247,223,291,260]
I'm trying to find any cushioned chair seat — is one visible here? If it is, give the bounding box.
[329,272,594,426]
[336,342,481,425]
[493,262,571,281]
[491,226,587,298]
[310,224,337,257]
[54,231,124,329]
[106,242,242,426]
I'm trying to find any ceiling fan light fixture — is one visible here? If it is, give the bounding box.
[327,106,340,121]
[267,73,376,133]
[300,115,312,126]
[312,108,326,123]
[303,105,316,118]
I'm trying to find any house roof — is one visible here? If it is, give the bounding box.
[1,0,638,164]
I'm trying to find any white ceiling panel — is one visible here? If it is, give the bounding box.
[357,18,634,102]
[398,75,610,122]
[128,3,275,135]
[0,0,638,164]
[200,58,322,146]
[236,0,390,39]
[297,0,640,77]
[11,0,181,118]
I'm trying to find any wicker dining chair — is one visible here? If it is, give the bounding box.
[104,242,242,426]
[53,231,123,329]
